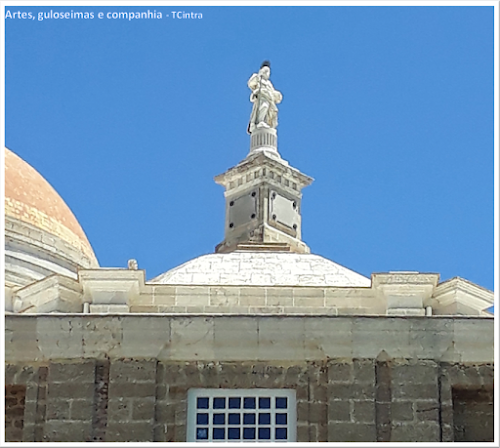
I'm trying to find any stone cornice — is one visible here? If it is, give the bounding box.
[431,277,494,313]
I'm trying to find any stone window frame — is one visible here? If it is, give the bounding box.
[186,388,297,442]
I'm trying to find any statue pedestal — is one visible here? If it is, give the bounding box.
[249,127,279,158]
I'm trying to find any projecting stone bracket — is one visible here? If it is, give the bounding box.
[372,272,440,316]
[78,269,146,312]
[13,274,84,313]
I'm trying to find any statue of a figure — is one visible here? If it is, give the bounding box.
[247,61,283,134]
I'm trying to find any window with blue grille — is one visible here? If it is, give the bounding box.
[187,389,296,442]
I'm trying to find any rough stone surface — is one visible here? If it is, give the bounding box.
[4,315,494,443]
[5,358,495,442]
[452,387,494,442]
[5,385,26,442]
[5,315,494,364]
[150,252,371,287]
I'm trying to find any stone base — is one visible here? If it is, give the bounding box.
[216,241,295,253]
[249,127,278,156]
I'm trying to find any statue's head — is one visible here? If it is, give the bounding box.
[259,60,271,79]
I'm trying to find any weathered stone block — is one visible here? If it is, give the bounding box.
[5,364,20,384]
[328,362,353,383]
[294,296,325,307]
[152,286,176,305]
[310,383,327,402]
[328,383,375,400]
[128,305,158,313]
[107,398,133,421]
[296,384,308,400]
[105,422,154,442]
[391,421,440,442]
[38,317,85,360]
[209,287,239,306]
[352,400,375,423]
[266,290,293,306]
[155,400,175,424]
[174,407,187,426]
[392,382,438,400]
[392,361,437,385]
[353,360,375,384]
[174,424,186,443]
[132,398,156,421]
[122,317,170,358]
[47,382,94,399]
[284,365,307,386]
[69,399,93,421]
[257,317,305,360]
[48,361,95,384]
[351,317,412,359]
[46,400,70,420]
[297,400,309,422]
[328,422,376,442]
[453,319,494,363]
[328,400,350,422]
[81,316,123,359]
[414,400,439,422]
[391,401,414,421]
[213,317,258,360]
[304,318,353,358]
[108,382,156,398]
[168,317,215,360]
[309,402,327,424]
[239,293,265,306]
[296,424,309,442]
[477,364,494,387]
[109,359,156,383]
[44,420,91,442]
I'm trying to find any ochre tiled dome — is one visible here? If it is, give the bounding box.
[5,147,98,286]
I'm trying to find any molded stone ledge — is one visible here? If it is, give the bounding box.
[14,274,83,313]
[89,304,130,313]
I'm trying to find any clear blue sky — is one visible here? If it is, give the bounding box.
[5,4,495,291]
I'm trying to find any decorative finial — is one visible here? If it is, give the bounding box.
[128,259,138,270]
[247,62,282,135]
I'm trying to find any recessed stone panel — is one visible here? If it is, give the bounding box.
[269,191,298,230]
[227,190,258,229]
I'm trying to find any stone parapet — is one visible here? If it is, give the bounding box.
[8,269,492,317]
[5,314,493,364]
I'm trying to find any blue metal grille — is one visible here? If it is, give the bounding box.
[188,389,296,442]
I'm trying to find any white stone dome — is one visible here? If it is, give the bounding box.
[150,252,371,287]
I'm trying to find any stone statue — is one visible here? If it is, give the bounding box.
[128,259,138,270]
[247,61,283,134]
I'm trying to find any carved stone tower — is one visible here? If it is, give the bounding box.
[215,63,313,254]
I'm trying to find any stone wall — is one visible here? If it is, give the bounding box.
[452,387,494,441]
[5,385,26,441]
[5,359,494,442]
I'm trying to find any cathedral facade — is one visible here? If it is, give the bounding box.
[4,64,494,443]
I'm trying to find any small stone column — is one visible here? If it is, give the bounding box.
[249,127,279,157]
